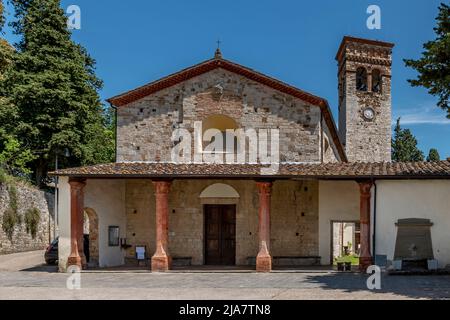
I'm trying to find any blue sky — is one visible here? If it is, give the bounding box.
[3,0,449,158]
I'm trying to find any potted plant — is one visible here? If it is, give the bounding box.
[344,261,352,271]
[336,254,357,272]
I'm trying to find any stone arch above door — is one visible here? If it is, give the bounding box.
[200,183,240,199]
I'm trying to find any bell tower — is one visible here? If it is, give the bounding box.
[336,36,394,162]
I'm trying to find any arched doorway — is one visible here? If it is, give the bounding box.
[84,208,99,267]
[200,183,239,265]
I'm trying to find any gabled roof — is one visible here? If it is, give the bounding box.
[107,53,347,161]
[52,161,450,180]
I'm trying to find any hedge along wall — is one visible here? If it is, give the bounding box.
[0,179,54,255]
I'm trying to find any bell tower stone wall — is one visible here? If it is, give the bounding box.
[336,36,394,162]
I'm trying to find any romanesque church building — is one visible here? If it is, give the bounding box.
[54,36,450,273]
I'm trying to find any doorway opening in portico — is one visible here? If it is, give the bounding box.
[331,221,360,266]
[204,204,236,266]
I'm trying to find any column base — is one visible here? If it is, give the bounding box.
[151,255,171,272]
[67,255,82,270]
[256,254,272,272]
[256,240,272,272]
[359,256,373,272]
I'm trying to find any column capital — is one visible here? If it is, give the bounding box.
[153,180,172,194]
[256,181,272,195]
[357,179,373,196]
[68,178,86,189]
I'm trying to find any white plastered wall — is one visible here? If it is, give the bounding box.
[84,179,126,268]
[318,180,360,265]
[375,180,450,268]
[58,178,126,271]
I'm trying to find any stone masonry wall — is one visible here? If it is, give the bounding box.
[117,69,322,163]
[322,119,340,163]
[0,181,54,255]
[123,179,319,265]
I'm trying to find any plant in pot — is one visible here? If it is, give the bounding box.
[344,261,352,271]
[335,254,358,271]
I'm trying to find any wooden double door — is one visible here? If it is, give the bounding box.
[204,205,236,265]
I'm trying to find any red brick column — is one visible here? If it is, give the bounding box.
[67,178,86,270]
[358,180,373,272]
[256,181,272,272]
[151,180,171,272]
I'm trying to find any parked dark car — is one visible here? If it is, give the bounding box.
[44,237,59,265]
[44,235,90,265]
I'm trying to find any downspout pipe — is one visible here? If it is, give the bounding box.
[109,102,118,163]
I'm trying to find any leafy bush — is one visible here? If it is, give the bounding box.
[1,182,21,240]
[2,207,19,240]
[8,184,18,215]
[24,207,40,239]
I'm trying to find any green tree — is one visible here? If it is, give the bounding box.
[426,148,440,162]
[0,134,35,174]
[391,118,425,162]
[1,0,114,186]
[1,2,35,174]
[0,0,13,88]
[404,3,450,119]
[0,38,12,76]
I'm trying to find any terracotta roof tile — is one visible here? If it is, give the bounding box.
[51,161,450,180]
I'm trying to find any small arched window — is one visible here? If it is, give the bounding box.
[372,69,382,93]
[356,67,368,91]
[201,114,238,153]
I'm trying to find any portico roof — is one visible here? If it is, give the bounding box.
[51,161,450,180]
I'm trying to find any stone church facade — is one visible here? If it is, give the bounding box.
[54,36,450,273]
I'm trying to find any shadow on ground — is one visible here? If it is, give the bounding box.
[21,264,58,273]
[304,272,450,300]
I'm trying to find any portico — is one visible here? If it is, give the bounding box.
[59,162,388,273]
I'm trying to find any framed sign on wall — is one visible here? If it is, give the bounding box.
[108,226,120,246]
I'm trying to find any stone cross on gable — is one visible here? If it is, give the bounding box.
[214,39,222,59]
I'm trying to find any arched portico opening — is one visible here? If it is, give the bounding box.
[83,208,99,267]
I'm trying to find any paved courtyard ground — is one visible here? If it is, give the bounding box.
[1,251,450,300]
